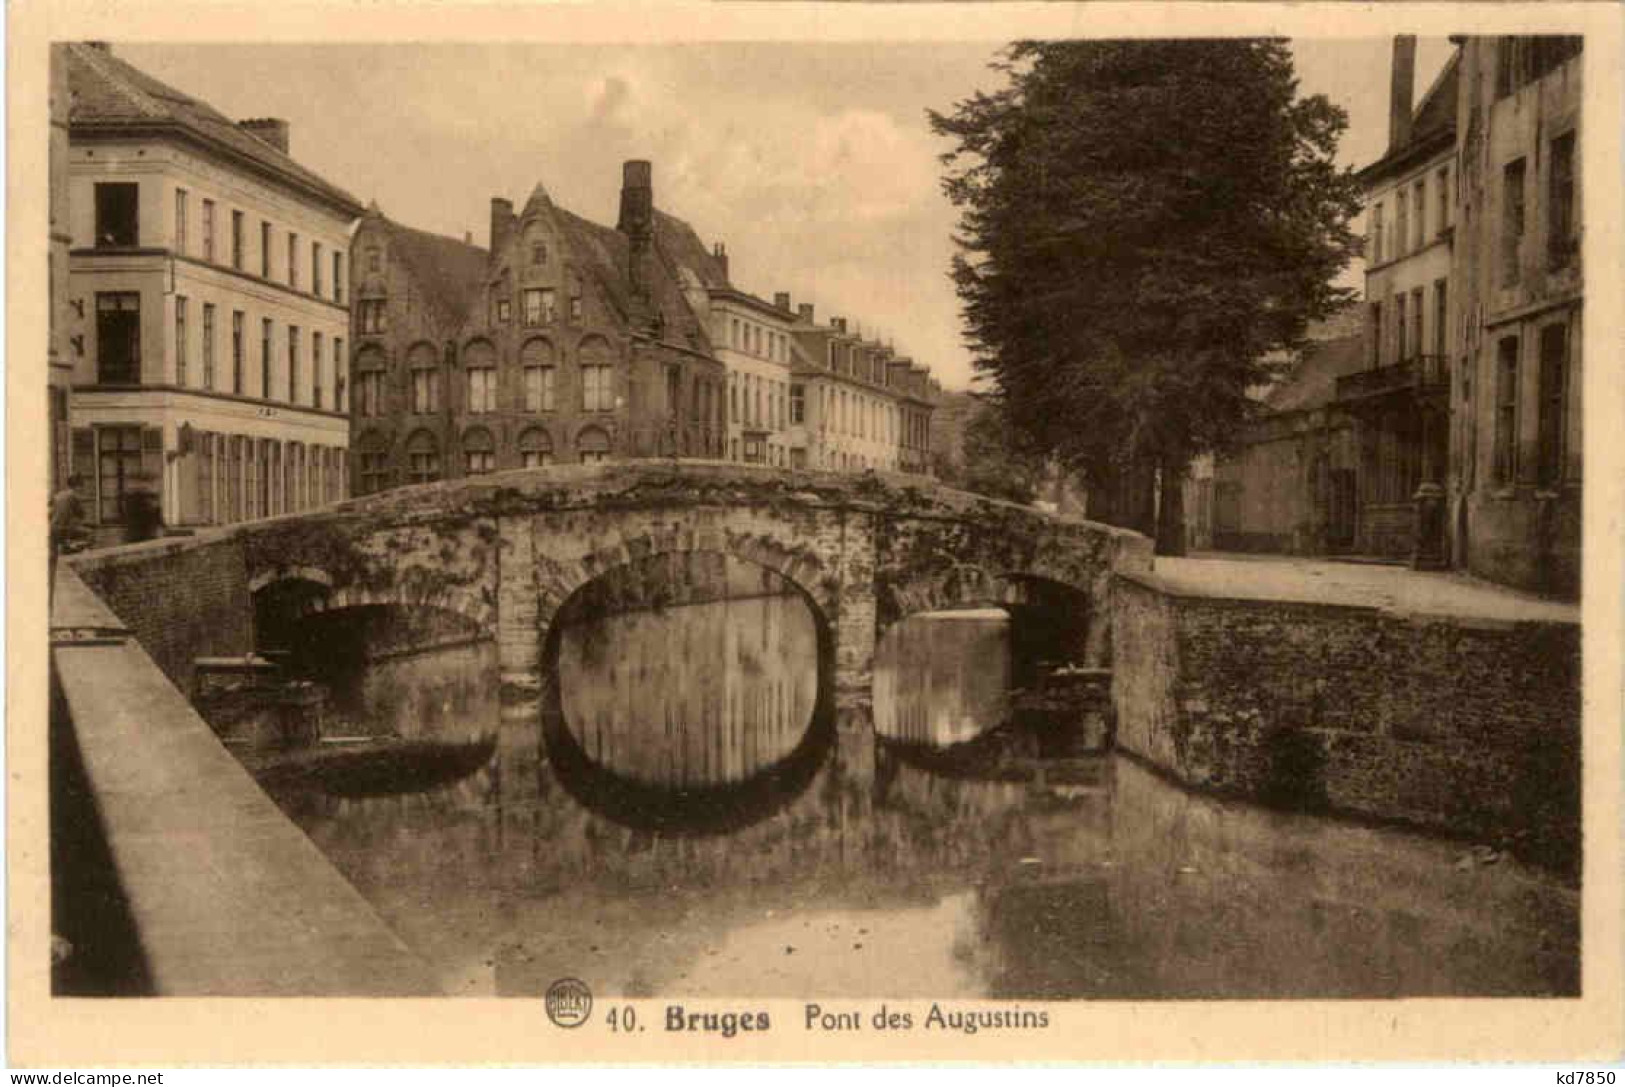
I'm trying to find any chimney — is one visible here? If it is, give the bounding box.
[712,242,730,284]
[490,197,515,254]
[464,231,473,246]
[84,41,113,54]
[798,302,814,323]
[238,117,290,155]
[835,317,848,335]
[617,160,655,307]
[1388,36,1416,152]
[774,292,791,312]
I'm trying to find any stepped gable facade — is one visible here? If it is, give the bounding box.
[350,161,730,493]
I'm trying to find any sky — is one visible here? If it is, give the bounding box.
[119,38,1452,392]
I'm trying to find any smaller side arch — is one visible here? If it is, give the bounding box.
[248,565,334,595]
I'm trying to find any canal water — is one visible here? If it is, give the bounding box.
[267,573,1579,1000]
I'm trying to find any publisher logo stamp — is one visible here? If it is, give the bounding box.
[546,977,593,1028]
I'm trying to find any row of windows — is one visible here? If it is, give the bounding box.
[92,182,344,304]
[1367,278,1449,368]
[729,316,790,363]
[1370,164,1450,266]
[493,284,583,328]
[172,296,346,410]
[816,383,900,445]
[729,371,791,431]
[75,424,345,526]
[353,363,614,418]
[173,432,347,526]
[95,291,346,412]
[1500,132,1577,287]
[354,425,609,493]
[357,284,585,337]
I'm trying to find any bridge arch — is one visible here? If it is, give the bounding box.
[533,525,839,665]
[248,566,495,640]
[537,546,838,833]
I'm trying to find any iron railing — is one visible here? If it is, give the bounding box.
[1335,354,1448,402]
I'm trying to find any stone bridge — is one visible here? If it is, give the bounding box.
[230,462,1151,691]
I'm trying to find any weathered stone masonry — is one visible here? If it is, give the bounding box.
[71,463,1150,697]
[1112,573,1580,872]
[64,462,1580,874]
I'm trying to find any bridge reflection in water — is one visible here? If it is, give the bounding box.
[555,593,819,789]
[265,560,1579,1001]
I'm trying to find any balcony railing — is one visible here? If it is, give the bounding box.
[1335,354,1448,403]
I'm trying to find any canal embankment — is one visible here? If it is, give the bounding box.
[1111,557,1581,875]
[49,564,440,995]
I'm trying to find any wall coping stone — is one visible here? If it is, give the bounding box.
[1118,564,1578,628]
[52,564,440,996]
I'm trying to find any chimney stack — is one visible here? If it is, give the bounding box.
[617,160,656,316]
[712,242,730,284]
[774,291,791,312]
[1388,36,1416,152]
[85,41,113,54]
[834,317,848,335]
[798,302,814,323]
[490,197,515,254]
[238,117,290,155]
[464,231,473,246]
[617,159,654,239]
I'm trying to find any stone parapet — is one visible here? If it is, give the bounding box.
[50,567,440,995]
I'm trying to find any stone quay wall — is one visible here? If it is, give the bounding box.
[49,565,440,996]
[1111,573,1581,873]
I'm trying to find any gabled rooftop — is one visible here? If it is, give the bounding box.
[363,210,489,328]
[63,42,363,217]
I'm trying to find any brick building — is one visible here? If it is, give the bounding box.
[63,43,363,546]
[352,159,936,489]
[349,162,729,492]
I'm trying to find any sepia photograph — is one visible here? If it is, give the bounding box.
[15,0,1622,1069]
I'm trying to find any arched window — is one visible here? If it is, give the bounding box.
[518,427,553,469]
[405,429,440,485]
[462,426,495,475]
[407,341,439,414]
[463,339,497,414]
[577,425,611,466]
[579,336,615,412]
[521,338,556,413]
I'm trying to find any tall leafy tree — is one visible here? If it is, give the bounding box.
[930,40,1361,552]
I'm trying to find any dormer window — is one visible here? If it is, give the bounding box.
[532,241,548,266]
